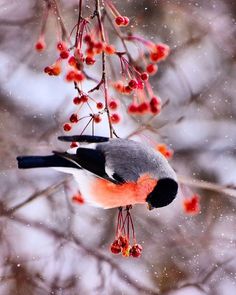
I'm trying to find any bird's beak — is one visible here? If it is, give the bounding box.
[147,203,154,210]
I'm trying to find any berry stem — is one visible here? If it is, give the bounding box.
[95,0,113,138]
[75,0,83,48]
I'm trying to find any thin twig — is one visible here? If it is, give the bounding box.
[178,175,236,198]
[95,0,113,138]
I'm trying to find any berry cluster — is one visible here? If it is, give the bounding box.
[110,235,142,258]
[34,0,170,137]
[110,206,142,258]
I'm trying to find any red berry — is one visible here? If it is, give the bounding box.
[86,47,95,57]
[114,81,124,92]
[130,244,142,258]
[109,100,119,110]
[60,50,69,59]
[110,240,122,254]
[93,114,102,123]
[138,102,149,114]
[104,44,115,55]
[52,64,61,76]
[57,41,67,51]
[128,79,138,89]
[94,42,103,54]
[80,94,88,103]
[150,105,161,114]
[44,66,51,74]
[83,34,92,43]
[146,63,158,75]
[96,102,104,109]
[70,142,78,148]
[73,97,81,105]
[123,16,130,26]
[128,103,138,113]
[85,56,96,65]
[150,44,170,63]
[115,16,124,26]
[69,113,79,123]
[74,72,85,82]
[137,80,144,90]
[140,72,149,81]
[63,123,72,132]
[65,70,75,82]
[150,96,161,107]
[68,56,77,67]
[110,113,121,124]
[35,39,46,52]
[117,235,129,248]
[124,85,132,94]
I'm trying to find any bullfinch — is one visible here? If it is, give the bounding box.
[16,135,178,209]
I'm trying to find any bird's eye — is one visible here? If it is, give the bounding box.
[146,178,178,208]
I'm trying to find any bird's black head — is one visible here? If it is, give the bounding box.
[146,178,178,209]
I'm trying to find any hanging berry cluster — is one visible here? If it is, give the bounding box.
[110,206,143,258]
[34,0,170,138]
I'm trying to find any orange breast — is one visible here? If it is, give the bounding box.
[91,174,157,208]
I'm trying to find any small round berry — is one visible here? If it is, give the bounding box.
[150,96,161,107]
[150,105,161,115]
[109,100,119,110]
[115,16,124,26]
[80,94,88,103]
[130,244,142,258]
[60,50,69,59]
[114,81,124,92]
[74,72,85,82]
[51,64,61,76]
[65,70,75,82]
[146,63,158,75]
[124,85,132,94]
[128,79,138,89]
[83,34,92,43]
[70,142,78,148]
[44,66,51,74]
[140,72,149,81]
[35,39,46,52]
[85,56,96,65]
[57,41,67,51]
[86,47,95,57]
[96,102,104,109]
[94,42,104,54]
[110,113,121,124]
[123,16,130,26]
[68,56,77,67]
[104,44,116,55]
[63,123,72,132]
[118,235,129,248]
[138,102,149,114]
[73,97,81,105]
[93,114,102,123]
[128,103,138,113]
[110,240,122,254]
[69,113,79,123]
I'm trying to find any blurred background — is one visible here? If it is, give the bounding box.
[0,0,236,294]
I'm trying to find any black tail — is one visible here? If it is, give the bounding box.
[17,155,80,169]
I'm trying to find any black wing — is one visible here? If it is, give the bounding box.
[58,135,109,143]
[53,148,125,185]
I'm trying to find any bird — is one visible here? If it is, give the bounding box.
[16,135,178,210]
